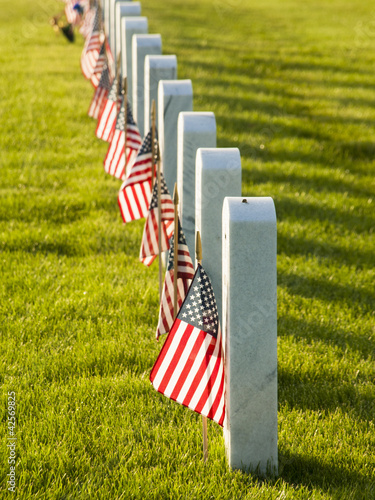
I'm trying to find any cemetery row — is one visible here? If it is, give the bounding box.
[57,0,278,475]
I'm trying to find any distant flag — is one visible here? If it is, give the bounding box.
[156,220,195,340]
[90,41,106,88]
[79,3,95,39]
[139,172,174,267]
[117,130,154,223]
[150,263,226,427]
[96,74,120,142]
[88,63,112,119]
[65,0,82,26]
[104,98,141,179]
[80,6,104,81]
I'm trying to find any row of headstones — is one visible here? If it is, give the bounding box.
[101,0,277,475]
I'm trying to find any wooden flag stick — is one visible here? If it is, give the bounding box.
[151,100,156,186]
[156,143,163,301]
[122,77,128,173]
[196,230,208,464]
[173,183,179,320]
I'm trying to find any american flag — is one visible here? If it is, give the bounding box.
[90,40,106,88]
[80,6,104,81]
[79,3,95,39]
[156,220,195,340]
[104,98,142,180]
[88,63,112,119]
[117,130,154,223]
[150,263,226,427]
[139,171,174,267]
[95,74,121,142]
[65,0,80,25]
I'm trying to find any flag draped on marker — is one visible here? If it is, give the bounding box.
[156,221,194,340]
[88,63,112,119]
[96,74,120,142]
[139,172,174,267]
[104,98,141,180]
[150,263,226,427]
[117,130,154,223]
[81,6,103,81]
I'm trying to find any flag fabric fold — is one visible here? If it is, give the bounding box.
[96,74,120,142]
[156,220,195,340]
[150,263,226,427]
[103,98,141,180]
[80,6,104,81]
[139,172,174,267]
[88,63,112,119]
[117,130,154,223]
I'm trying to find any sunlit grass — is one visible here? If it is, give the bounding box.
[0,0,374,498]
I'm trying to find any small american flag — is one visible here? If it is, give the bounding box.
[156,220,195,340]
[79,3,95,39]
[104,98,142,180]
[150,263,226,427]
[117,130,154,223]
[95,74,121,142]
[80,6,104,81]
[139,172,174,267]
[90,41,106,88]
[88,63,112,119]
[65,0,80,25]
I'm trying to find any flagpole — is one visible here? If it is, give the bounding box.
[122,77,128,175]
[173,183,179,319]
[156,143,163,301]
[151,99,156,186]
[196,230,208,464]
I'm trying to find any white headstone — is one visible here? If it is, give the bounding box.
[195,148,241,325]
[158,80,193,194]
[120,17,148,105]
[144,55,177,135]
[114,2,141,59]
[104,0,111,45]
[222,196,278,475]
[177,112,216,257]
[132,34,162,138]
[108,0,127,55]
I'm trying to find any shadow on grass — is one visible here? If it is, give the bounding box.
[277,232,373,270]
[242,168,375,199]
[277,451,375,498]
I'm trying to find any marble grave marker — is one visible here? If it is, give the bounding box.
[158,80,193,194]
[177,112,216,258]
[132,34,162,138]
[195,148,241,325]
[222,197,278,475]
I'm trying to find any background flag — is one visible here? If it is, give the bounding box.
[80,6,103,81]
[156,220,195,340]
[103,98,141,180]
[150,263,226,427]
[117,130,154,223]
[88,63,112,119]
[139,172,174,267]
[96,74,120,142]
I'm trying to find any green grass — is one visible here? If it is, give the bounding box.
[1,0,374,498]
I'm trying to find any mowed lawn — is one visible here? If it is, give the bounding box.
[0,0,374,498]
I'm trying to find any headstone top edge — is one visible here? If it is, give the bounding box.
[121,16,148,26]
[178,111,216,132]
[223,197,276,223]
[133,33,162,43]
[158,79,192,94]
[197,147,240,160]
[145,54,177,64]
